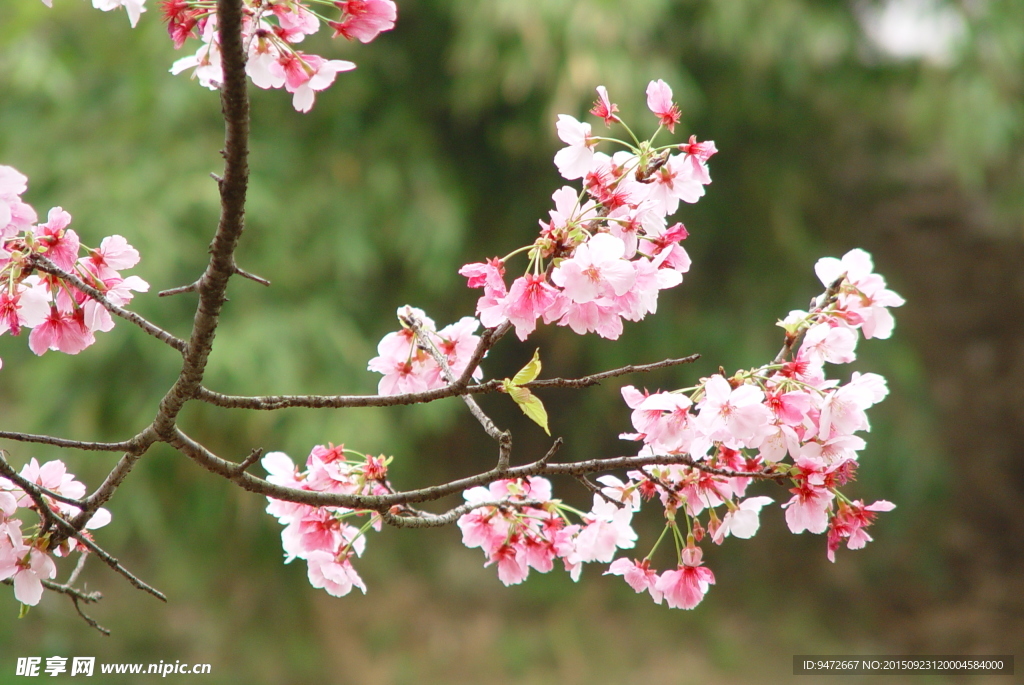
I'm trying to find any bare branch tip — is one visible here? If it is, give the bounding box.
[233,447,264,475]
[158,282,200,298]
[233,265,271,287]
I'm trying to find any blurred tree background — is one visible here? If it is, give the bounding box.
[0,0,1021,682]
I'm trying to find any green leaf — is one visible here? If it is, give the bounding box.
[506,385,550,435]
[512,348,543,386]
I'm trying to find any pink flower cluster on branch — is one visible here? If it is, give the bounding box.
[461,81,714,341]
[0,166,149,367]
[41,0,396,111]
[164,0,395,111]
[0,459,110,606]
[366,306,483,395]
[9,0,912,626]
[262,445,395,597]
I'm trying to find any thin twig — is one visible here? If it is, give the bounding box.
[28,254,188,353]
[192,353,700,411]
[158,281,199,298]
[70,596,110,636]
[574,474,623,508]
[62,528,166,602]
[233,265,270,286]
[232,447,263,475]
[773,275,845,364]
[171,424,784,512]
[405,311,506,442]
[2,577,109,634]
[66,551,89,586]
[67,438,156,532]
[0,456,64,535]
[0,430,135,453]
[0,455,87,509]
[536,437,563,466]
[0,462,166,602]
[381,499,546,529]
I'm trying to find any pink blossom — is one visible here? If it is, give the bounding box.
[18,458,87,501]
[504,274,558,340]
[331,0,397,43]
[814,249,905,339]
[161,0,201,49]
[679,135,718,164]
[0,166,37,238]
[596,475,641,511]
[606,557,662,604]
[655,546,715,610]
[643,154,708,216]
[459,258,505,290]
[34,208,80,271]
[0,282,49,337]
[799,434,866,465]
[279,53,356,113]
[171,28,224,90]
[611,256,682,322]
[801,322,858,365]
[435,317,484,381]
[28,310,95,356]
[81,235,141,280]
[551,233,635,304]
[764,387,812,426]
[712,496,773,543]
[492,543,530,586]
[91,0,147,28]
[634,391,694,454]
[272,4,320,43]
[782,480,835,534]
[590,86,619,126]
[826,499,895,562]
[817,374,887,440]
[305,550,366,597]
[546,297,624,340]
[570,495,637,564]
[553,115,597,180]
[695,375,773,445]
[0,543,56,606]
[645,79,681,132]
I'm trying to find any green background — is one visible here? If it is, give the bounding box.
[0,0,1021,682]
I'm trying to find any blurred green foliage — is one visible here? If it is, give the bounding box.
[0,0,1021,682]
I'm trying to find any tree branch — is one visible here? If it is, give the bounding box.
[149,0,250,439]
[0,430,136,453]
[28,254,188,354]
[404,311,506,442]
[773,275,845,364]
[169,423,783,514]
[191,354,700,410]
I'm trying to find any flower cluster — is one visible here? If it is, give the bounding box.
[0,165,148,366]
[262,445,393,597]
[461,80,714,341]
[457,476,638,586]
[164,0,395,112]
[1,459,111,606]
[41,0,396,112]
[450,250,901,609]
[366,306,483,395]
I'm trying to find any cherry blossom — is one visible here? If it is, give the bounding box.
[590,86,619,126]
[656,545,715,610]
[606,558,662,603]
[711,496,773,543]
[646,79,682,132]
[330,0,397,43]
[553,115,597,180]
